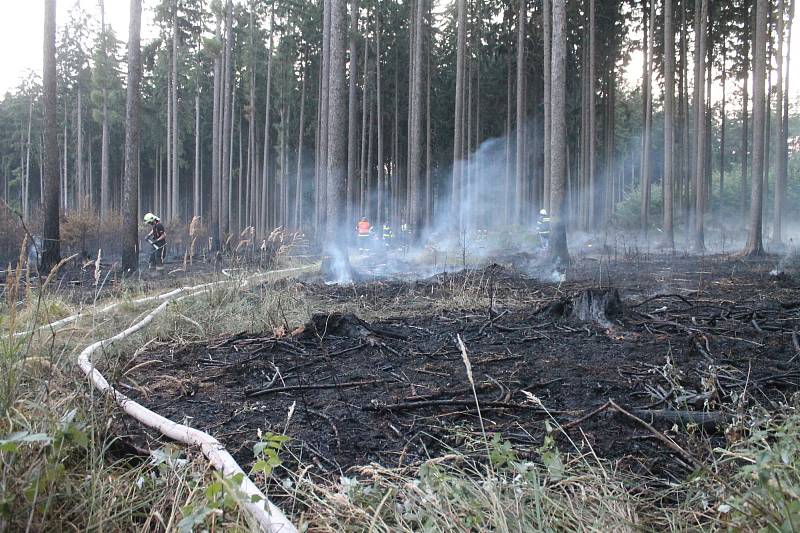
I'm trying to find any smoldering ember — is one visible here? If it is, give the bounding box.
[2,0,800,531]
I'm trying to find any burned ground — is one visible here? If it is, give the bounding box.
[115,253,800,484]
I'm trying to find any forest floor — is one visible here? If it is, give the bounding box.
[115,251,800,493]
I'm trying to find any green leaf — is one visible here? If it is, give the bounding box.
[0,431,51,452]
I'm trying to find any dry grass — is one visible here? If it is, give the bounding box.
[2,248,800,532]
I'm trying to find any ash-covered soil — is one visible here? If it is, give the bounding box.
[114,254,800,479]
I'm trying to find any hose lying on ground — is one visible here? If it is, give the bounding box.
[74,268,311,533]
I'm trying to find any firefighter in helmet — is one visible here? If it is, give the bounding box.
[537,209,550,251]
[144,213,167,269]
[356,216,372,250]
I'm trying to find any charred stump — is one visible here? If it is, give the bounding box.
[541,288,624,326]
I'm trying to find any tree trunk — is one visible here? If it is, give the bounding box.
[743,0,768,255]
[220,0,233,243]
[588,0,597,225]
[171,9,179,223]
[543,0,552,213]
[295,62,307,231]
[550,0,569,264]
[719,43,727,216]
[640,0,654,234]
[318,0,332,234]
[359,39,369,220]
[210,15,222,250]
[741,6,751,225]
[515,0,526,222]
[773,0,787,245]
[451,0,466,230]
[262,9,275,236]
[662,0,675,247]
[42,0,61,272]
[376,10,384,224]
[691,0,708,250]
[408,0,425,238]
[325,0,348,256]
[346,0,359,230]
[121,0,142,273]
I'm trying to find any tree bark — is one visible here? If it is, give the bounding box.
[408,0,425,238]
[376,10,384,223]
[691,0,708,250]
[262,9,275,235]
[543,0,552,213]
[515,0,526,223]
[210,15,222,250]
[662,0,675,247]
[550,0,569,264]
[588,0,597,225]
[743,0,768,255]
[42,0,61,272]
[326,0,348,251]
[346,0,359,230]
[171,8,180,223]
[451,0,466,230]
[773,0,787,245]
[640,0,654,234]
[221,0,233,244]
[121,0,142,274]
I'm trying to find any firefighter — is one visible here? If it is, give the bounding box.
[143,213,167,270]
[537,209,550,250]
[356,216,372,250]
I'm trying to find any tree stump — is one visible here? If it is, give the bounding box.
[540,288,624,326]
[570,288,624,324]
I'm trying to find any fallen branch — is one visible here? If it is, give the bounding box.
[364,398,567,413]
[608,400,703,470]
[246,379,384,398]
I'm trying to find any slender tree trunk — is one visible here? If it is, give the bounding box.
[741,7,751,225]
[326,0,348,252]
[42,0,61,271]
[376,10,385,224]
[662,0,675,247]
[346,0,359,230]
[744,0,768,255]
[171,10,179,222]
[295,62,307,231]
[425,10,432,227]
[318,0,332,233]
[408,0,425,238]
[262,9,275,236]
[551,0,569,264]
[359,40,369,220]
[515,0,526,222]
[773,0,787,244]
[194,82,201,217]
[221,0,233,243]
[543,0,552,213]
[451,0,466,230]
[77,90,84,210]
[719,44,727,215]
[691,0,708,250]
[210,16,222,250]
[588,0,597,225]
[121,0,142,273]
[640,0,654,233]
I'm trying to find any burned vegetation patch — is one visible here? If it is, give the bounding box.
[115,255,800,482]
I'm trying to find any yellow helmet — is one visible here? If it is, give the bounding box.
[143,213,158,223]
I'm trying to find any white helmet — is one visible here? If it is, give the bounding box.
[540,209,547,216]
